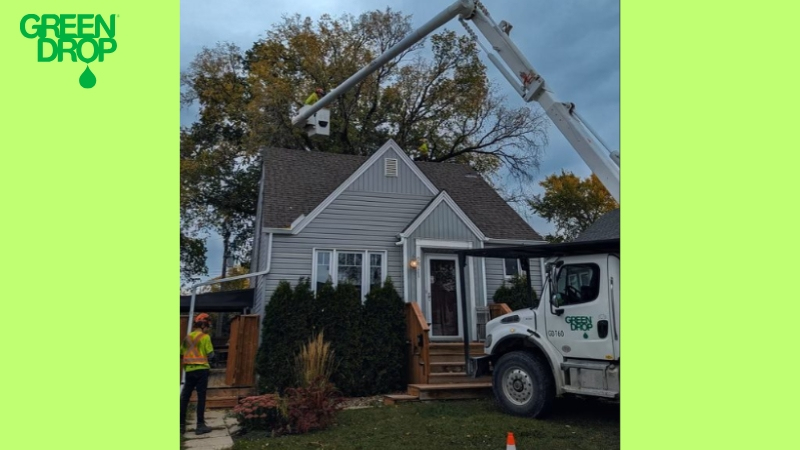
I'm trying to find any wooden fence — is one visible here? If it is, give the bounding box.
[225,315,260,387]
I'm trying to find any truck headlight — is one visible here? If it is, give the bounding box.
[485,334,492,348]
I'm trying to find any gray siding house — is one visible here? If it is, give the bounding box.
[249,139,546,342]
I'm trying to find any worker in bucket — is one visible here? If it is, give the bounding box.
[180,313,216,435]
[305,87,325,105]
[418,138,430,159]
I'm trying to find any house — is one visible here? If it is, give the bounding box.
[248,139,547,343]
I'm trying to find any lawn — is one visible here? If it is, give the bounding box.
[231,396,619,450]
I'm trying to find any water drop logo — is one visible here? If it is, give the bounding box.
[79,65,96,88]
[20,14,117,89]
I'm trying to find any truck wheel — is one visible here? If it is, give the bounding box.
[492,350,555,418]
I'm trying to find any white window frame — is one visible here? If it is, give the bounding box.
[311,248,389,301]
[503,258,522,280]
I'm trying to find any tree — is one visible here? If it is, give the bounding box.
[180,231,207,286]
[179,8,550,281]
[180,43,254,283]
[242,10,547,173]
[527,170,618,242]
[208,265,251,292]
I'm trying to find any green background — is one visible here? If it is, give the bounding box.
[1,1,177,448]
[1,0,798,448]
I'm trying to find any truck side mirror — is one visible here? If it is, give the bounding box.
[550,294,564,316]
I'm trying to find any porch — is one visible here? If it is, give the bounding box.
[384,302,512,404]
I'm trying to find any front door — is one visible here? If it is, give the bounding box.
[424,255,462,339]
[545,255,616,360]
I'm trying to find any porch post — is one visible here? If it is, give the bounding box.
[458,253,470,368]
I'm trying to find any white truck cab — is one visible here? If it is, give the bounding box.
[457,238,619,418]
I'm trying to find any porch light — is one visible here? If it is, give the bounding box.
[409,258,418,269]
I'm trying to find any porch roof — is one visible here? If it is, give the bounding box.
[179,288,254,313]
[454,238,619,260]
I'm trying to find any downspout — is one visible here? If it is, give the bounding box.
[181,233,273,393]
[396,236,408,302]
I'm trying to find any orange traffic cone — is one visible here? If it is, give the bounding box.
[506,431,517,450]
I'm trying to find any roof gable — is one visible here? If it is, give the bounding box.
[259,141,543,241]
[401,191,486,240]
[289,140,438,235]
[348,145,437,196]
[415,163,543,241]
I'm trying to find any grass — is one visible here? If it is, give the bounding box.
[230,397,619,450]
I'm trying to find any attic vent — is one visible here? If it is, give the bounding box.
[384,158,398,177]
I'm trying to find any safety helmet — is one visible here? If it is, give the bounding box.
[316,87,324,94]
[194,313,212,325]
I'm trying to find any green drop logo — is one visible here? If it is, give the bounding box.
[79,65,96,89]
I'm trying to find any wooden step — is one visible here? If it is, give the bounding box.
[193,396,239,409]
[428,373,493,384]
[429,343,485,354]
[383,394,419,406]
[207,369,229,387]
[189,386,254,401]
[430,361,467,373]
[407,382,493,401]
[429,353,486,363]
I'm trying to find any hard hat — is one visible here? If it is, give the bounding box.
[194,313,211,324]
[316,87,324,94]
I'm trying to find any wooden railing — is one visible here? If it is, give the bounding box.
[406,303,430,385]
[489,303,513,319]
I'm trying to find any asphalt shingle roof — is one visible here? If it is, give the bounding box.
[573,208,620,242]
[259,147,542,241]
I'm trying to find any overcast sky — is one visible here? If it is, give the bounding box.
[181,0,620,281]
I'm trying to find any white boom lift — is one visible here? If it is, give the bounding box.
[291,0,619,202]
[292,0,621,418]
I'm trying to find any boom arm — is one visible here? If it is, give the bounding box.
[291,0,620,202]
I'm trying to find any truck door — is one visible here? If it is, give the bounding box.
[545,255,616,360]
[608,254,620,359]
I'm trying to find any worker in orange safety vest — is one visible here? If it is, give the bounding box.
[180,313,216,435]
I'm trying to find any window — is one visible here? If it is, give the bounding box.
[554,263,601,306]
[315,251,332,291]
[337,252,363,298]
[504,258,521,279]
[313,249,387,300]
[369,252,383,290]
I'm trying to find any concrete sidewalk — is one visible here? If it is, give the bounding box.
[183,409,240,450]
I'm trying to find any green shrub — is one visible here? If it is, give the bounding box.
[319,281,365,396]
[255,277,408,397]
[362,278,408,395]
[493,274,538,311]
[256,278,316,394]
